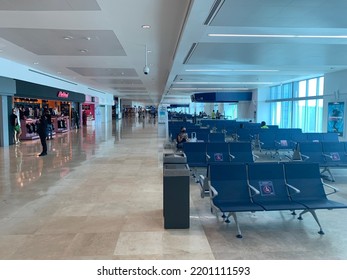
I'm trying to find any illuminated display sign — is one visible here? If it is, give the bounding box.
[57,91,69,98]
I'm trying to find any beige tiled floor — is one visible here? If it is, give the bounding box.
[0,117,347,260]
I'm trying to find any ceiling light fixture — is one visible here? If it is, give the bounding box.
[208,34,347,39]
[63,36,73,40]
[171,87,251,91]
[185,69,279,72]
[173,81,273,85]
[79,49,88,53]
[142,25,151,29]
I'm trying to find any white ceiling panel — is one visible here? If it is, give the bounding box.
[0,0,101,11]
[68,68,137,77]
[0,29,125,56]
[1,0,347,105]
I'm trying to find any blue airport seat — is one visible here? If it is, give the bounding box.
[296,141,342,181]
[283,162,347,234]
[322,142,347,166]
[321,141,347,181]
[209,163,263,238]
[206,142,231,163]
[235,129,254,142]
[182,142,207,168]
[247,162,306,211]
[228,142,255,163]
[297,142,326,164]
[257,130,276,153]
[305,133,323,142]
[322,132,339,142]
[208,132,225,142]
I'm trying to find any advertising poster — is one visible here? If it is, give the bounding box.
[327,102,344,136]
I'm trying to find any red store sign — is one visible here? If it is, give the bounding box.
[57,91,69,98]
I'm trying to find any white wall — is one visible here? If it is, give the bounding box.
[237,101,254,121]
[323,70,347,140]
[254,87,271,124]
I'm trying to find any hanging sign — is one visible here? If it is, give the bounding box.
[57,91,69,98]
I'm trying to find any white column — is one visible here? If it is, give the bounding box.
[0,95,10,147]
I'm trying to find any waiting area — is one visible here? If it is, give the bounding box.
[0,117,347,259]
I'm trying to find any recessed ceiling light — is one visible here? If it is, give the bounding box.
[142,25,151,29]
[33,62,39,65]
[63,36,73,40]
[79,49,88,53]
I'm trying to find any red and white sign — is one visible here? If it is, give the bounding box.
[57,91,69,98]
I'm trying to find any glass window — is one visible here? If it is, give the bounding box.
[298,80,307,98]
[308,78,317,97]
[270,85,281,99]
[224,103,237,120]
[269,76,323,132]
[318,77,324,96]
[282,83,292,99]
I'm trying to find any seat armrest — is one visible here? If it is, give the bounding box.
[209,183,218,198]
[285,183,300,194]
[199,174,205,187]
[321,179,339,195]
[322,153,333,159]
[247,182,260,196]
[300,153,310,160]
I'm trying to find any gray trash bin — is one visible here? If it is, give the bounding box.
[163,152,187,164]
[163,162,190,229]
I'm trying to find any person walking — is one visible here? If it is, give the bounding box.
[45,110,53,140]
[10,108,21,144]
[37,114,48,156]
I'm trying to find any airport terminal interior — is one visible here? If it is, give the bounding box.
[1,0,347,261]
[1,116,347,260]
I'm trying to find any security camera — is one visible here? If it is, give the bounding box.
[143,65,150,75]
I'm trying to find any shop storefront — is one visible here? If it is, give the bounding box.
[82,95,97,126]
[14,80,85,141]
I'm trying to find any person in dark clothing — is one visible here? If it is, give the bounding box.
[74,109,80,129]
[176,126,189,150]
[37,114,48,156]
[82,110,87,126]
[45,110,53,140]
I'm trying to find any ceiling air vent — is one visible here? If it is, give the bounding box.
[183,43,197,64]
[28,69,77,85]
[204,0,225,25]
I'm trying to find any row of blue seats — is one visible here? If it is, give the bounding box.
[199,119,277,131]
[256,130,339,152]
[170,122,339,148]
[208,162,347,238]
[183,141,255,168]
[294,141,347,181]
[183,141,256,197]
